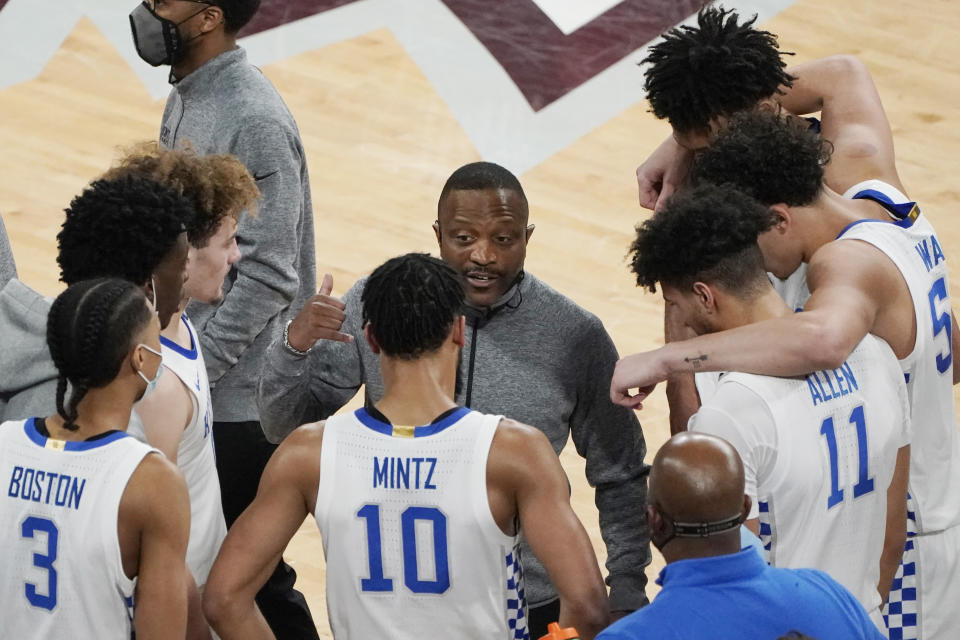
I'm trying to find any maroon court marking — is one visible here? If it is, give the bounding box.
[0,0,707,111]
[440,0,708,111]
[241,0,362,37]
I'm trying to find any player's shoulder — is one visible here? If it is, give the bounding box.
[489,418,553,465]
[122,451,190,527]
[285,420,326,447]
[130,450,186,490]
[713,370,798,405]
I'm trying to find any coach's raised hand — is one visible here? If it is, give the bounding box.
[286,273,354,351]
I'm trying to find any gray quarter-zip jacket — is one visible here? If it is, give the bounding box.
[160,47,316,422]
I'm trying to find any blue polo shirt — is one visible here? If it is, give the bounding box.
[597,549,886,640]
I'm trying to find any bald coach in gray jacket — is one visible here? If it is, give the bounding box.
[258,162,650,636]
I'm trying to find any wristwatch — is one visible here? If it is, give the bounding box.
[283,319,312,356]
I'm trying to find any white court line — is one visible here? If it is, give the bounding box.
[0,0,798,173]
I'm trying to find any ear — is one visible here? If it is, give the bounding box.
[142,279,156,308]
[450,315,466,348]
[525,224,535,243]
[741,494,752,523]
[364,323,381,355]
[768,203,792,235]
[690,281,717,314]
[432,220,442,246]
[754,97,780,116]
[647,504,664,534]
[130,343,147,374]
[200,4,225,33]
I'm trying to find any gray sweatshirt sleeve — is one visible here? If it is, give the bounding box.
[258,281,366,442]
[0,213,17,289]
[568,317,651,612]
[197,117,305,383]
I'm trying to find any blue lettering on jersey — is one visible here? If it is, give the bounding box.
[372,457,438,490]
[7,466,85,510]
[915,235,946,272]
[807,361,859,406]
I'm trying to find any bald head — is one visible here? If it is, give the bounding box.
[651,432,745,523]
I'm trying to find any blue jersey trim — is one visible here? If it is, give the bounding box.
[851,188,919,229]
[354,407,471,438]
[835,218,883,239]
[159,314,198,360]
[23,417,131,451]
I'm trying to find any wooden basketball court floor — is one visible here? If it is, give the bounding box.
[1,0,958,634]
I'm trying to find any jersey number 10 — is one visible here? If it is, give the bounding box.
[357,504,450,594]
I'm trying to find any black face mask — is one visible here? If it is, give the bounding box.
[651,509,745,552]
[129,1,211,67]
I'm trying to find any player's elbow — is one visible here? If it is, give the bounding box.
[201,582,242,633]
[561,587,611,640]
[802,319,857,371]
[820,54,871,83]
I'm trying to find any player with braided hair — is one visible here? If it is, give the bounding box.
[205,253,609,640]
[0,278,193,639]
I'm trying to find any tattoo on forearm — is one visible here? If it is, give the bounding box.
[684,354,708,369]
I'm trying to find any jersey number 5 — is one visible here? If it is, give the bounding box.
[928,276,953,374]
[357,504,450,594]
[20,516,59,610]
[820,405,875,509]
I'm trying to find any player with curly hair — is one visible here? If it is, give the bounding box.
[626,182,909,627]
[614,109,960,638]
[635,6,901,212]
[129,1,319,631]
[0,173,192,420]
[102,144,261,612]
[0,277,193,640]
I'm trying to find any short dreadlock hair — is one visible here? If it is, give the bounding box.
[57,174,193,286]
[642,5,795,134]
[629,182,776,295]
[47,278,153,431]
[362,253,465,360]
[692,109,832,207]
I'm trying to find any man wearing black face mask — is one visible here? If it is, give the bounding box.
[129,1,319,638]
[597,432,886,640]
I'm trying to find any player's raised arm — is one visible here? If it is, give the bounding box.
[491,419,611,639]
[203,423,324,639]
[780,55,903,194]
[612,245,885,407]
[124,454,192,640]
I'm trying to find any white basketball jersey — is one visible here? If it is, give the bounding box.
[839,180,960,533]
[689,334,910,617]
[315,407,528,640]
[157,314,226,587]
[0,418,157,639]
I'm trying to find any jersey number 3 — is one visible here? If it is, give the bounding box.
[20,516,59,610]
[820,405,875,509]
[357,504,450,594]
